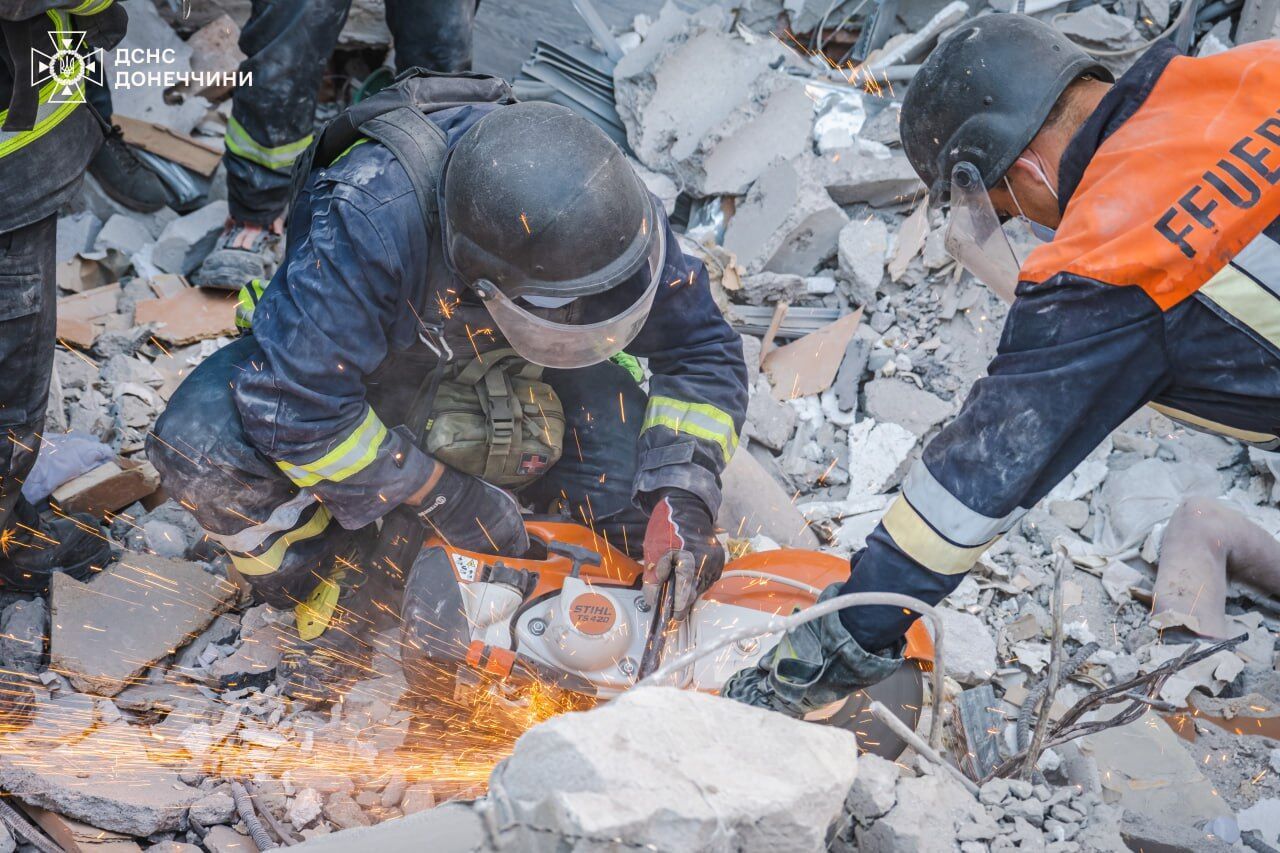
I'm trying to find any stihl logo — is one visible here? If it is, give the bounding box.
[568,592,616,636]
[32,30,103,105]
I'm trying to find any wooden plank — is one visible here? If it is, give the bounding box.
[114,115,222,177]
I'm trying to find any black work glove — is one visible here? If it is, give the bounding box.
[412,464,529,557]
[642,489,724,620]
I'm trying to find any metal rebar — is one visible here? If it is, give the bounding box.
[231,781,278,850]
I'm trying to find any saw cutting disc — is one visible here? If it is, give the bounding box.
[820,663,925,761]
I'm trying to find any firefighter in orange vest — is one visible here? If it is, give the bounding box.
[727,16,1280,715]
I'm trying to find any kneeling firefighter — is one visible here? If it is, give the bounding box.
[148,72,748,705]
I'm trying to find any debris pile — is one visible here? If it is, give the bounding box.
[8,0,1279,850]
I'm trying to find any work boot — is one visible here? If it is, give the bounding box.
[191,219,278,290]
[720,584,903,717]
[88,127,168,213]
[277,537,399,707]
[0,505,111,594]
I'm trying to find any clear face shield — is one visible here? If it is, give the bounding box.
[471,223,667,370]
[943,161,1023,304]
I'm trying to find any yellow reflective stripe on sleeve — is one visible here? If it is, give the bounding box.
[68,0,114,13]
[641,396,739,463]
[229,504,332,577]
[276,409,387,488]
[1199,264,1280,351]
[1148,402,1280,449]
[225,116,313,171]
[881,496,995,576]
[329,137,370,166]
[0,12,81,160]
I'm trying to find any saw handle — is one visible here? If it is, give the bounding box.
[637,571,677,680]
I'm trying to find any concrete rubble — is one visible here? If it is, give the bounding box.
[5,0,1274,850]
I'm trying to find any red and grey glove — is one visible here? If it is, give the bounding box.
[643,489,724,620]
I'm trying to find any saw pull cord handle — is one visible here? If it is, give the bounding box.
[638,592,948,751]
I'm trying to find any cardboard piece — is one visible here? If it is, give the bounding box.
[56,286,120,348]
[56,257,111,294]
[147,273,190,299]
[114,115,222,177]
[759,301,789,365]
[52,457,160,517]
[762,308,863,401]
[889,203,929,281]
[134,287,238,345]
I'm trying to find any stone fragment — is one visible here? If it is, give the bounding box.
[614,18,811,195]
[724,159,849,276]
[0,722,200,835]
[1096,459,1219,551]
[864,0,970,71]
[811,149,924,207]
[846,419,917,496]
[738,272,807,306]
[1056,4,1138,46]
[152,201,228,275]
[399,782,436,816]
[855,770,986,852]
[846,753,898,824]
[1120,809,1239,852]
[838,218,888,305]
[182,15,245,101]
[935,608,997,685]
[863,379,952,437]
[0,598,46,674]
[746,381,797,451]
[1240,798,1280,847]
[1048,500,1090,531]
[50,553,238,696]
[289,788,324,830]
[190,791,235,826]
[95,214,152,260]
[488,687,857,852]
[324,792,372,830]
[202,825,258,853]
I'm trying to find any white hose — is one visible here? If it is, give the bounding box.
[718,570,825,597]
[640,592,947,749]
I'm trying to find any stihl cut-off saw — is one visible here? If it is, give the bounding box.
[400,519,933,759]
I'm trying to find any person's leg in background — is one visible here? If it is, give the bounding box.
[83,79,169,213]
[520,358,650,557]
[148,338,393,706]
[0,216,111,591]
[384,0,478,73]
[194,0,352,290]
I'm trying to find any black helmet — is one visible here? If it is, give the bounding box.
[442,101,659,300]
[441,102,666,369]
[900,14,1112,197]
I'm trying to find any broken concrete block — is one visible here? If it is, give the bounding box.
[95,214,152,260]
[1095,459,1220,551]
[863,379,953,438]
[0,597,46,674]
[614,19,811,195]
[718,446,821,549]
[0,721,200,835]
[190,791,236,826]
[838,218,888,305]
[488,687,858,852]
[289,788,324,830]
[202,826,259,853]
[400,783,436,816]
[1120,808,1240,852]
[1077,710,1232,828]
[1056,4,1138,46]
[51,457,161,518]
[855,769,987,852]
[152,201,228,275]
[724,159,849,276]
[864,0,970,71]
[846,419,917,496]
[109,0,208,134]
[811,149,925,207]
[933,608,997,685]
[846,753,899,824]
[746,379,797,451]
[739,272,807,306]
[50,553,238,697]
[57,212,103,263]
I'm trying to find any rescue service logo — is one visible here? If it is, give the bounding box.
[31,30,104,105]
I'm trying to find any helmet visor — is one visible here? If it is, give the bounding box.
[943,162,1022,304]
[472,223,666,369]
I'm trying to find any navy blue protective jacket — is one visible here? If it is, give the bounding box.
[231,103,748,530]
[843,39,1280,651]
